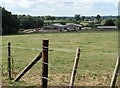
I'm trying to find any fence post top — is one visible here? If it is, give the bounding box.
[77,48,80,51]
[42,40,49,42]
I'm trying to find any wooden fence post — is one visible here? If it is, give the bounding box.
[42,40,49,88]
[70,48,80,88]
[110,51,120,88]
[8,42,11,80]
[14,52,42,81]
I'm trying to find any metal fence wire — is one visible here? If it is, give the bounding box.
[1,45,119,86]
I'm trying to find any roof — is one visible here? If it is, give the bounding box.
[52,24,66,27]
[46,23,82,28]
[97,26,118,29]
[45,24,82,28]
[66,23,82,27]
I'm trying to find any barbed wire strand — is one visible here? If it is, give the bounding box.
[41,76,69,86]
[42,62,119,76]
[1,45,117,55]
[1,60,119,76]
[1,59,119,76]
[1,45,119,83]
[16,71,69,86]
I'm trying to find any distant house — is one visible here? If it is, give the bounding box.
[94,19,98,23]
[101,20,106,24]
[44,23,82,32]
[97,26,118,30]
[84,19,89,21]
[65,24,82,31]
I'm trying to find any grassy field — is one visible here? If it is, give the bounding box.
[2,30,119,86]
[44,20,66,23]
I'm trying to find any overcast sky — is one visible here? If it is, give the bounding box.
[0,0,119,16]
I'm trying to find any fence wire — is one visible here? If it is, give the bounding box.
[1,45,119,86]
[0,45,118,55]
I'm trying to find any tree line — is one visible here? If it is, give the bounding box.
[1,7,119,35]
[2,7,19,35]
[2,7,44,35]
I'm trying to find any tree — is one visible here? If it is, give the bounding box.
[35,18,44,28]
[72,19,80,24]
[81,16,85,21]
[96,14,101,20]
[74,14,80,21]
[51,16,56,20]
[18,15,44,29]
[117,16,120,29]
[89,22,95,27]
[104,19,115,26]
[66,17,72,22]
[2,7,19,35]
[60,21,66,25]
[61,17,66,20]
[114,19,118,27]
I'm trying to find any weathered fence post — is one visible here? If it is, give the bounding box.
[14,52,42,81]
[8,42,11,80]
[42,40,49,88]
[110,51,120,88]
[70,48,80,88]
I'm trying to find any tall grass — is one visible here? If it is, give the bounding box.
[2,30,118,86]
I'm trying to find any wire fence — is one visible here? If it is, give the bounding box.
[0,45,117,55]
[1,45,119,86]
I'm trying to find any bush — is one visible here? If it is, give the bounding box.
[104,19,115,26]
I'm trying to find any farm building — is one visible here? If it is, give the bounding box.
[97,26,118,30]
[44,23,82,32]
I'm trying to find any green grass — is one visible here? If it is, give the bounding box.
[44,20,66,23]
[80,22,89,26]
[2,30,118,86]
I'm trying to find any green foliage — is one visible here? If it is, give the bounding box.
[17,15,44,29]
[104,19,115,26]
[60,21,66,25]
[60,17,66,20]
[19,29,24,31]
[88,22,95,27]
[115,16,120,28]
[72,19,80,24]
[2,7,20,35]
[96,14,101,20]
[114,19,118,27]
[95,24,103,27]
[81,16,85,21]
[66,17,72,22]
[44,15,56,20]
[74,14,80,21]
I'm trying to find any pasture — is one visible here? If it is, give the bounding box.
[2,30,118,86]
[44,20,66,23]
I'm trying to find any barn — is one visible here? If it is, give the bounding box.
[97,26,118,30]
[44,23,82,32]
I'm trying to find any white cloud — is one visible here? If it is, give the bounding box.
[1,0,118,9]
[35,0,118,3]
[72,2,93,11]
[0,0,37,8]
[18,0,36,8]
[0,0,18,8]
[0,0,118,16]
[29,2,96,16]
